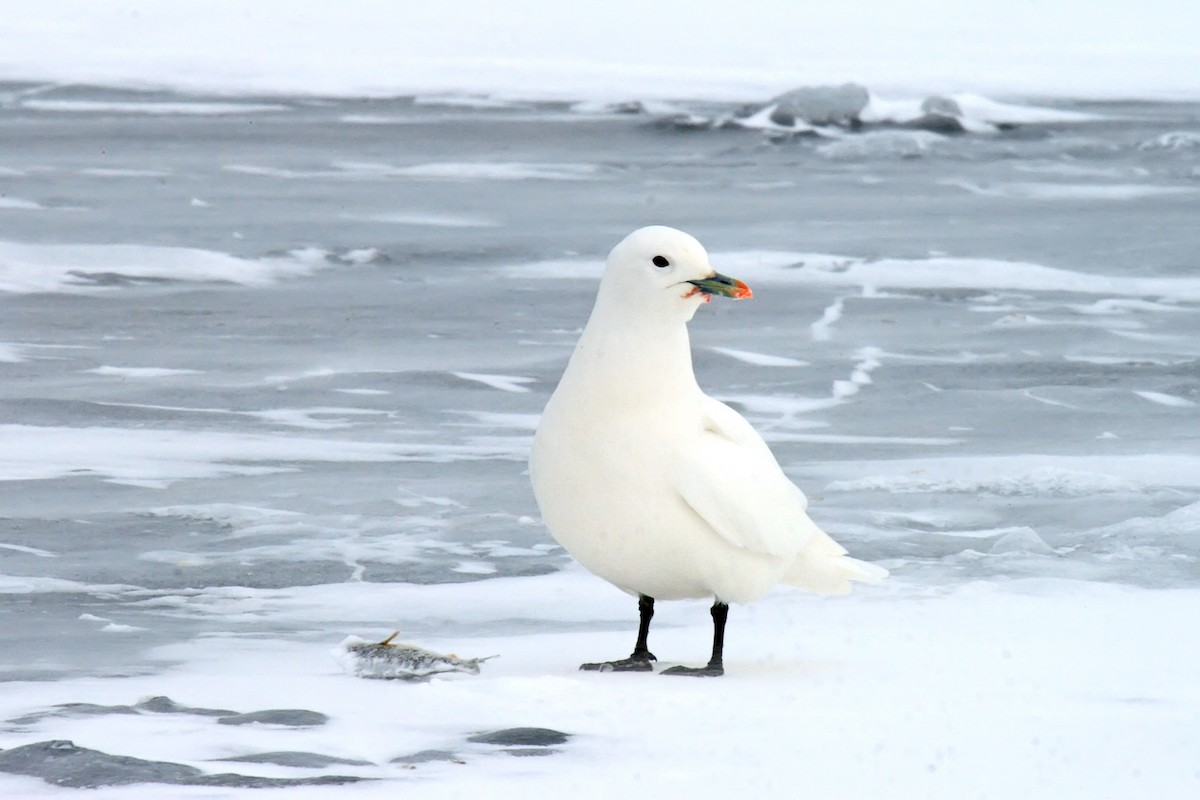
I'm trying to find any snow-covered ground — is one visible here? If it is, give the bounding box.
[2,3,1199,797]
[2,574,1197,798]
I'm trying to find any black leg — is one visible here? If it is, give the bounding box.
[632,594,655,659]
[662,601,728,677]
[580,594,658,672]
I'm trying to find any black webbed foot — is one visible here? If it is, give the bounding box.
[661,663,724,678]
[660,602,729,677]
[580,651,656,672]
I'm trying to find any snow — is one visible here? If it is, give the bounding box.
[1,575,1197,798]
[452,373,538,393]
[0,1,1198,101]
[709,347,808,367]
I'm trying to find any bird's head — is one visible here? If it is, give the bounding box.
[597,226,752,323]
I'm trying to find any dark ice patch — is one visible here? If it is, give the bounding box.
[9,695,237,726]
[219,751,374,768]
[0,740,198,788]
[217,709,329,727]
[66,271,179,288]
[7,703,140,726]
[0,740,363,789]
[503,747,561,757]
[467,727,569,746]
[390,749,464,765]
[9,697,327,732]
[390,729,569,768]
[136,695,237,716]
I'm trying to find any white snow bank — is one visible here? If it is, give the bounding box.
[863,92,1098,125]
[0,575,1196,798]
[0,1,1197,101]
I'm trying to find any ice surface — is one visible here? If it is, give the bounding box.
[1,82,1198,797]
[391,162,600,181]
[1135,390,1197,408]
[86,367,204,378]
[944,180,1197,201]
[339,211,500,228]
[708,347,807,367]
[510,251,1200,301]
[0,241,329,294]
[19,100,289,115]
[451,373,537,393]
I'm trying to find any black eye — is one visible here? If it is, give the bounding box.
[652,255,670,268]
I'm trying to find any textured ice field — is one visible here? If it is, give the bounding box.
[1,85,1199,796]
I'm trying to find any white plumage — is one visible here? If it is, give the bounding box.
[530,226,885,675]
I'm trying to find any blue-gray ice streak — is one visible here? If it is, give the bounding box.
[0,240,333,294]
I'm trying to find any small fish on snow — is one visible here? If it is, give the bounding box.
[334,633,495,681]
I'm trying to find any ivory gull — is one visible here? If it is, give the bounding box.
[530,226,885,676]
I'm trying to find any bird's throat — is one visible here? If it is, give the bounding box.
[567,319,700,408]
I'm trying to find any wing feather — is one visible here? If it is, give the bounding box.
[672,397,817,558]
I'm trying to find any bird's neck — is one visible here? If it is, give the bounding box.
[563,309,700,410]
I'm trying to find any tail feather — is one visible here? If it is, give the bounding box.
[841,556,889,584]
[785,526,889,595]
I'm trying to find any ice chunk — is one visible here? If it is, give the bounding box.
[989,527,1055,555]
[761,83,869,127]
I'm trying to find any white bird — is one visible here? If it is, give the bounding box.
[529,226,886,676]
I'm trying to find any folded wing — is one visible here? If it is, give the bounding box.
[673,397,823,559]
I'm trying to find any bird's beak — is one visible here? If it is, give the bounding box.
[686,272,753,300]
